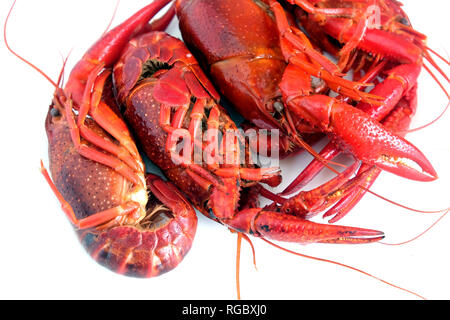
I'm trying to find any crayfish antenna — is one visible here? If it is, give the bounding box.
[234,231,258,300]
[423,49,449,83]
[415,50,450,132]
[241,233,258,271]
[236,233,242,300]
[361,184,450,214]
[380,209,449,246]
[425,46,450,66]
[4,0,58,88]
[101,0,121,37]
[260,238,426,300]
[363,188,450,244]
[401,61,450,134]
[56,50,73,88]
[405,99,449,134]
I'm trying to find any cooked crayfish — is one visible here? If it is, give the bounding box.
[7,0,198,278]
[278,0,448,220]
[111,28,387,244]
[175,0,443,221]
[7,0,447,300]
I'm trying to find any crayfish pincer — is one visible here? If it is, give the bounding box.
[36,0,197,277]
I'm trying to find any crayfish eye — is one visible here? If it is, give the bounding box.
[271,100,285,121]
[50,106,61,117]
[398,17,410,26]
[139,59,172,81]
[273,101,284,113]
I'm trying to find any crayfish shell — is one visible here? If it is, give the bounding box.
[45,80,197,278]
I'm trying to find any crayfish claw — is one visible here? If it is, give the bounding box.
[226,208,384,244]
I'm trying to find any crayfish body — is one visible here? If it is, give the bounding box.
[41,0,197,278]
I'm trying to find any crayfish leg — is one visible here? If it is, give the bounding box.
[40,161,143,229]
[279,159,361,218]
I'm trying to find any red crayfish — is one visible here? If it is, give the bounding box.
[7,0,387,276]
[175,0,447,222]
[7,0,198,278]
[6,0,448,299]
[112,28,386,246]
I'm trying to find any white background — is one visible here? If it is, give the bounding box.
[0,0,449,300]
